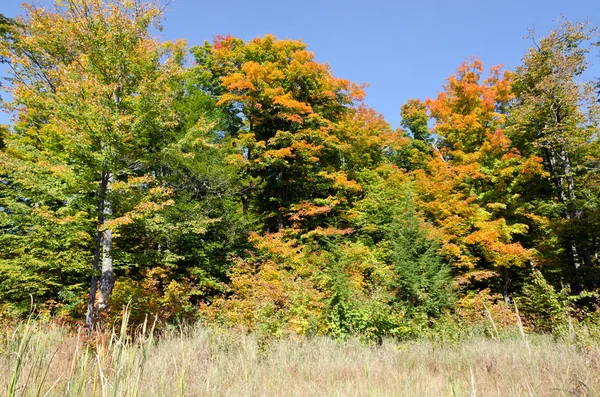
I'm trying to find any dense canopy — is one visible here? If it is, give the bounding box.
[0,0,599,338]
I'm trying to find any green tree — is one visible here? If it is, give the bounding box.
[508,21,600,274]
[0,124,6,150]
[1,0,185,326]
[352,166,454,319]
[0,142,91,316]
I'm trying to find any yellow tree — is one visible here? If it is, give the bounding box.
[2,0,184,327]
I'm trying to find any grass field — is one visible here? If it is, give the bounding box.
[2,316,600,396]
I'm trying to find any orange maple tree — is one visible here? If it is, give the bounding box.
[204,34,375,233]
[409,59,545,294]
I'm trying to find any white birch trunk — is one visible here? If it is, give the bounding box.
[97,173,114,311]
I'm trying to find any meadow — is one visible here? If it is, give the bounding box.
[3,312,600,397]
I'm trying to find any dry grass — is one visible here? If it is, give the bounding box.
[2,316,600,396]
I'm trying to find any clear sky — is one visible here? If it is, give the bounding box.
[1,0,599,128]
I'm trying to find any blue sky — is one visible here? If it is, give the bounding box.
[1,0,599,127]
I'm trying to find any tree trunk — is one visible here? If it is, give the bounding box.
[85,173,108,330]
[97,172,114,312]
[558,144,582,268]
[277,170,285,232]
[502,267,512,305]
[544,144,582,268]
[584,249,593,268]
[545,147,567,203]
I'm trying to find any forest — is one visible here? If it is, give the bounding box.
[1,0,600,343]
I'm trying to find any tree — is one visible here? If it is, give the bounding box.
[0,13,15,99]
[1,0,184,327]
[0,14,13,63]
[407,59,541,300]
[508,21,600,272]
[0,124,6,150]
[0,140,91,316]
[399,99,435,170]
[196,35,367,233]
[195,35,409,337]
[351,165,454,319]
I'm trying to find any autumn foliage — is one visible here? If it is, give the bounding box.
[1,1,599,338]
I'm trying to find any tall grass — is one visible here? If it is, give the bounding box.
[1,312,600,396]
